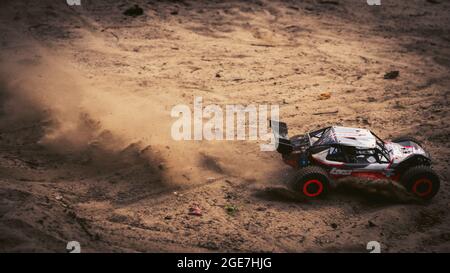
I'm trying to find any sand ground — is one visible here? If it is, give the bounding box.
[0,0,449,252]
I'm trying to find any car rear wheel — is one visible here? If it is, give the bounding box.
[401,166,440,200]
[290,166,330,198]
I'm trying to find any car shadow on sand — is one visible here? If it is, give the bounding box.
[252,178,425,207]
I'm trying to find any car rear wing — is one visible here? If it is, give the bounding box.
[269,120,293,155]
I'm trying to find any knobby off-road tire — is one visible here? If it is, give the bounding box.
[401,165,440,200]
[290,166,331,198]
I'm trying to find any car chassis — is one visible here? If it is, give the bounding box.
[270,121,440,200]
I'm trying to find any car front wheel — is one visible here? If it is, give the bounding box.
[401,165,440,200]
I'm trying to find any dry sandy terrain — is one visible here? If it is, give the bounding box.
[0,0,449,252]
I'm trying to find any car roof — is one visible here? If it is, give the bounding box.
[314,126,377,148]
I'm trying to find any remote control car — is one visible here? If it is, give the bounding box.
[270,121,440,200]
